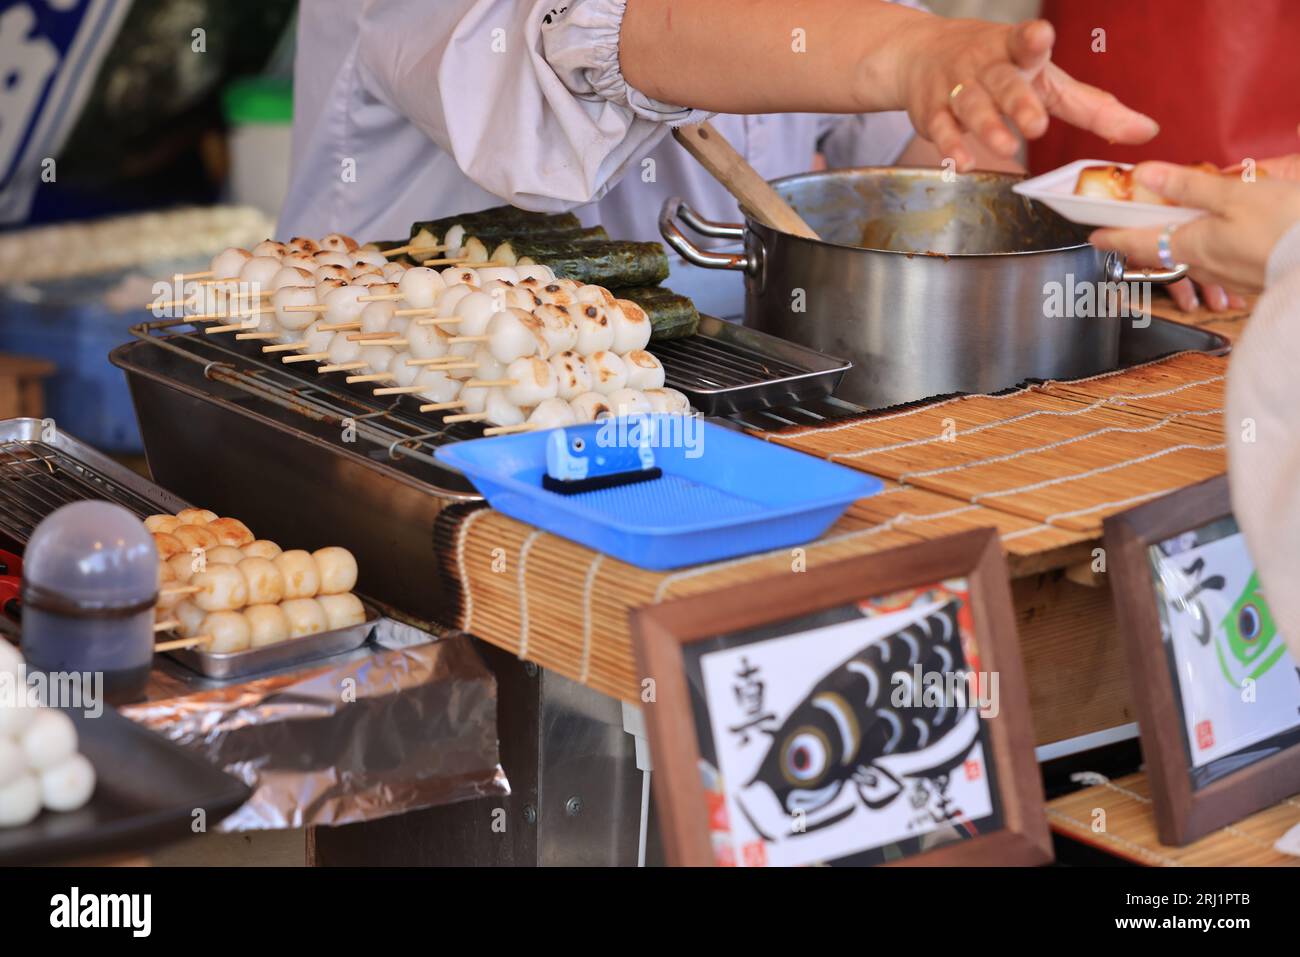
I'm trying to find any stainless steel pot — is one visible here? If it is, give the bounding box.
[660,167,1187,409]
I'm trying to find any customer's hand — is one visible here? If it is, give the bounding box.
[893,18,1159,171]
[1090,161,1300,295]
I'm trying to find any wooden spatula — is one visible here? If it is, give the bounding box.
[672,121,821,241]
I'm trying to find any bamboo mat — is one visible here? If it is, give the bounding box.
[439,344,1230,702]
[763,350,1227,534]
[1048,772,1300,866]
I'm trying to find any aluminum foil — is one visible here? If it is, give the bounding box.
[121,621,508,832]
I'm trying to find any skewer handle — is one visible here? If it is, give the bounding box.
[207,320,260,334]
[347,331,402,342]
[283,352,330,363]
[346,372,396,383]
[263,341,308,353]
[236,332,279,340]
[464,378,513,388]
[443,411,490,424]
[382,243,445,258]
[317,321,362,332]
[447,335,490,344]
[484,423,536,437]
[318,361,368,373]
[153,620,180,633]
[414,317,461,326]
[421,258,507,267]
[405,357,478,369]
[394,307,437,317]
[373,385,425,396]
[357,293,403,303]
[419,400,466,412]
[154,635,212,653]
[282,304,330,313]
[159,585,200,597]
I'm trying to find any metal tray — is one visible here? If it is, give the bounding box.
[163,599,382,680]
[656,315,852,415]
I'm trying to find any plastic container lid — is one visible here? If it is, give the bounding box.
[222,77,293,126]
[23,502,158,615]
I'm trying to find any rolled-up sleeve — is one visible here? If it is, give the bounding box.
[356,0,709,211]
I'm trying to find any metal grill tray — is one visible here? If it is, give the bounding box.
[657,315,852,415]
[164,599,381,680]
[0,417,396,681]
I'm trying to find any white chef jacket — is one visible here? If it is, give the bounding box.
[1226,221,1300,660]
[279,0,918,318]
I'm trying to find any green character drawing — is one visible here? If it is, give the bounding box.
[1216,572,1285,687]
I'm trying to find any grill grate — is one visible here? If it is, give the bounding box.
[130,319,486,470]
[656,334,806,390]
[0,441,160,544]
[128,312,852,452]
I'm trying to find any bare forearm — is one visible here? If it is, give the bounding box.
[619,0,932,115]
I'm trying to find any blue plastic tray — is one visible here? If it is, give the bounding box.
[435,415,883,570]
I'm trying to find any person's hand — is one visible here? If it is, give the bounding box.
[893,18,1159,172]
[1090,162,1300,295]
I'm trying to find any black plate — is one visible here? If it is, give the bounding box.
[0,707,249,865]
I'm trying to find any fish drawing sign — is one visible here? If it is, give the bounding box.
[736,601,982,841]
[1216,572,1284,687]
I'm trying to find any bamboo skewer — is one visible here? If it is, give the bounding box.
[484,423,535,437]
[381,242,446,258]
[153,620,180,633]
[422,258,507,267]
[206,319,260,334]
[154,635,212,653]
[282,304,329,314]
[444,411,489,424]
[317,321,362,332]
[159,585,200,598]
[346,372,396,384]
[357,293,403,303]
[346,331,403,342]
[318,361,368,374]
[405,358,478,369]
[283,352,329,363]
[414,317,462,326]
[419,400,466,412]
[236,332,279,340]
[263,341,308,353]
[463,378,512,389]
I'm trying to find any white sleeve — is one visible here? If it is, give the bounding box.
[356,0,710,212]
[1226,220,1300,659]
[818,112,919,168]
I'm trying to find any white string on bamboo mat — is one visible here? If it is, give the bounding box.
[651,520,903,604]
[894,407,1221,482]
[1044,807,1182,867]
[516,528,545,660]
[832,379,1222,462]
[999,523,1056,542]
[455,507,491,632]
[773,353,1216,442]
[579,553,604,684]
[1042,489,1167,524]
[970,441,1225,502]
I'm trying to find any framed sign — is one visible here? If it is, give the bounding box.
[631,528,1051,867]
[1104,474,1300,845]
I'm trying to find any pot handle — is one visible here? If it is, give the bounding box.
[659,197,753,272]
[1105,252,1189,285]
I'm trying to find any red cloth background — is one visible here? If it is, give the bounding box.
[1031,0,1300,172]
